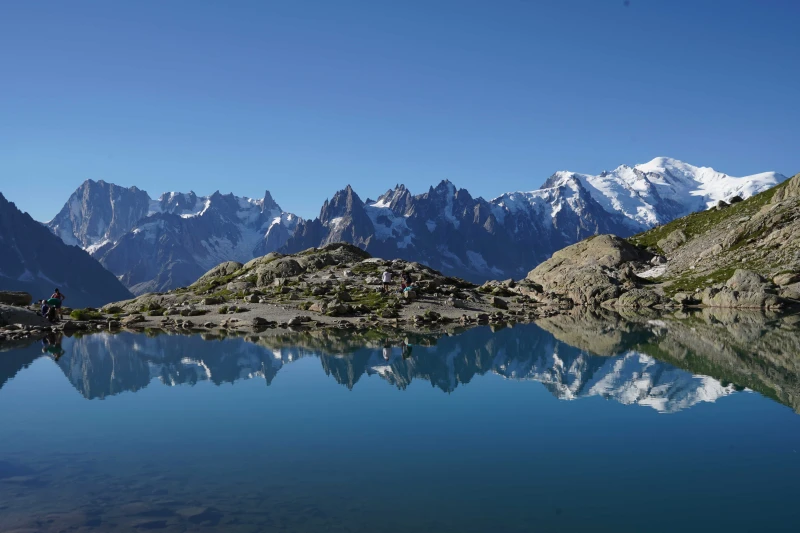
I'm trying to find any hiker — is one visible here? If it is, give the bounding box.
[401,272,412,290]
[47,288,65,320]
[40,300,55,322]
[381,270,393,293]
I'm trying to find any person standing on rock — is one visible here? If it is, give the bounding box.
[48,288,65,320]
[382,270,393,293]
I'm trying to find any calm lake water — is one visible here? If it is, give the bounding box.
[1,309,799,532]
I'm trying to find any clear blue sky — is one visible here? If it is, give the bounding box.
[1,0,798,222]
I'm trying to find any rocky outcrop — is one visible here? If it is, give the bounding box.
[0,292,32,306]
[526,235,652,305]
[0,304,49,327]
[700,269,783,309]
[629,172,800,307]
[528,173,800,309]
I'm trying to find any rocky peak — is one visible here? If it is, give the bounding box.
[260,190,281,213]
[320,185,365,223]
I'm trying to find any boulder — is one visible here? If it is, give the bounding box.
[650,255,668,266]
[672,292,698,306]
[245,294,259,304]
[191,261,243,287]
[0,291,32,306]
[778,282,800,301]
[309,302,326,313]
[121,314,145,325]
[403,290,417,301]
[201,297,224,305]
[726,269,771,293]
[526,235,650,305]
[701,287,783,309]
[656,229,687,255]
[616,289,661,308]
[337,291,353,302]
[773,272,800,287]
[227,281,254,292]
[0,304,49,327]
[252,316,270,327]
[491,297,508,310]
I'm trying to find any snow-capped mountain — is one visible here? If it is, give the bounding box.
[283,157,786,281]
[47,158,786,289]
[48,180,300,295]
[0,192,133,307]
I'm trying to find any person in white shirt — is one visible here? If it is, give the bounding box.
[381,270,393,293]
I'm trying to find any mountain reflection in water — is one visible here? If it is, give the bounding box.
[5,308,799,414]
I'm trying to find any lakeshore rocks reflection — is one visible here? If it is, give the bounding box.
[2,310,799,413]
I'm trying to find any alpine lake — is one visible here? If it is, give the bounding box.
[1,308,799,532]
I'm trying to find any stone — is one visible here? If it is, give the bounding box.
[726,269,771,293]
[0,291,32,306]
[526,235,651,305]
[245,294,259,303]
[201,297,223,305]
[491,297,508,310]
[656,229,687,255]
[403,290,417,301]
[311,286,327,296]
[0,304,49,327]
[287,316,305,327]
[773,272,800,287]
[308,302,326,313]
[192,261,242,287]
[226,280,254,292]
[616,289,661,308]
[672,292,697,305]
[252,317,269,327]
[121,314,145,325]
[650,255,668,265]
[337,291,353,302]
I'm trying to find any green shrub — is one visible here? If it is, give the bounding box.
[218,306,229,314]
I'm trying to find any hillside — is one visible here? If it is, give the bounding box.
[0,193,133,307]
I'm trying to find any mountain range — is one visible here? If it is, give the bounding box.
[44,157,787,294]
[0,192,133,307]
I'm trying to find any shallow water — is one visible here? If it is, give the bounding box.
[1,310,800,532]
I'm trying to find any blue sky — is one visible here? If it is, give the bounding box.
[1,0,798,222]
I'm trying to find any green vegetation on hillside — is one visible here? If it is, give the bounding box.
[628,180,788,253]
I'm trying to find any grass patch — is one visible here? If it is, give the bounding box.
[629,181,787,251]
[662,265,739,296]
[70,309,103,321]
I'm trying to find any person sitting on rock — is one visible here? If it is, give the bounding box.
[381,270,393,293]
[48,288,65,320]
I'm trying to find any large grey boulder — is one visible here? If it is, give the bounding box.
[0,291,33,306]
[526,235,651,305]
[0,304,49,327]
[701,270,783,309]
[656,230,687,255]
[617,289,662,308]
